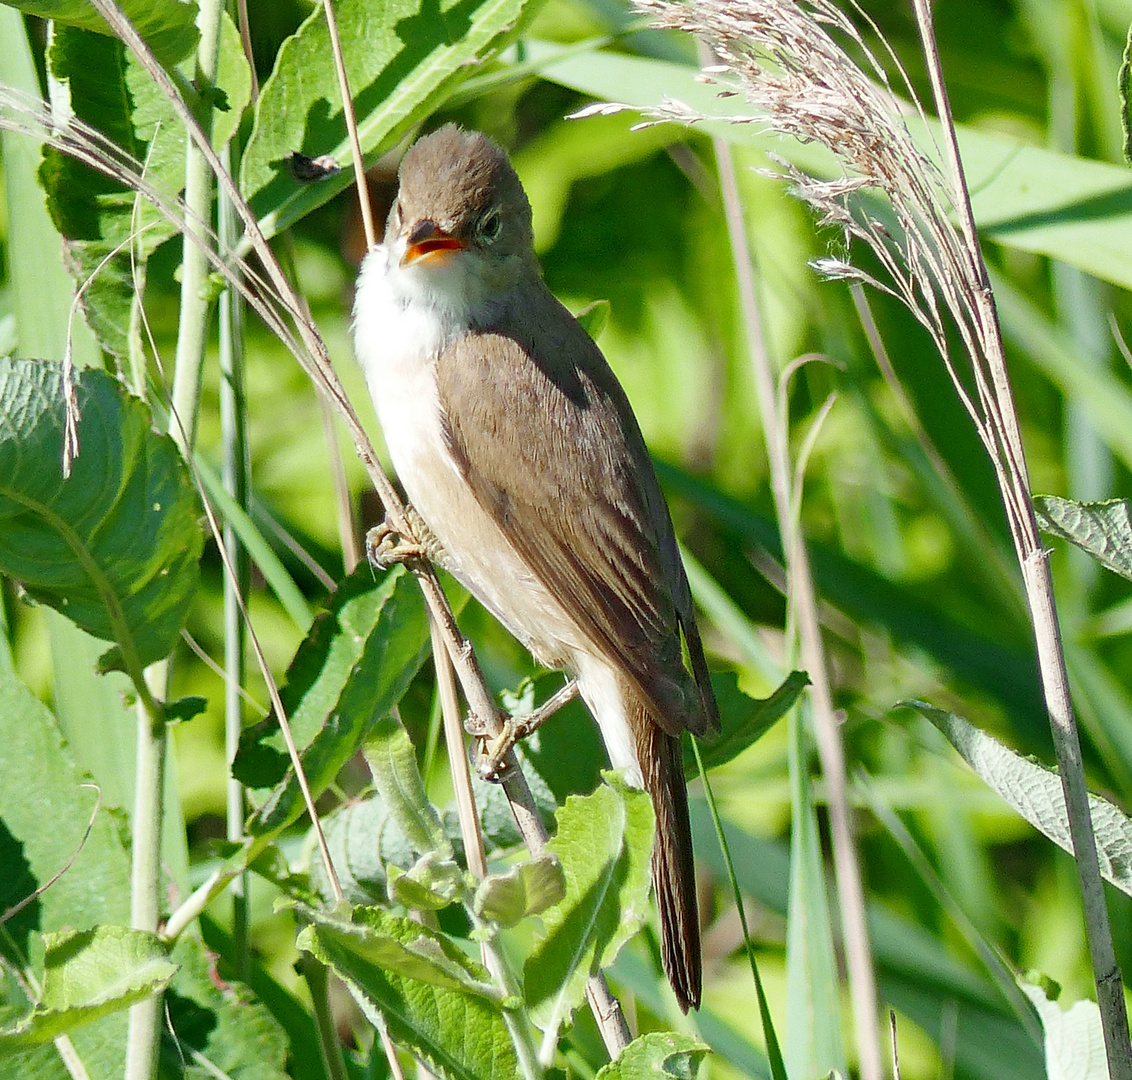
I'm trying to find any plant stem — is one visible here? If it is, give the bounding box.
[168,0,223,454]
[704,48,882,1080]
[911,1,1132,1073]
[219,137,251,977]
[124,693,166,1080]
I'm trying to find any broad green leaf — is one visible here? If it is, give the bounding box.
[532,42,1132,292]
[38,26,157,361]
[523,777,653,1033]
[473,854,565,927]
[1021,981,1109,1080]
[0,661,133,1078]
[38,17,249,360]
[298,904,500,999]
[907,701,1132,897]
[240,564,431,837]
[0,680,133,928]
[241,0,547,239]
[1,0,200,67]
[1035,496,1132,582]
[364,715,452,859]
[686,670,808,774]
[164,935,290,1080]
[298,904,517,1080]
[593,1031,709,1080]
[0,927,175,1049]
[0,359,202,679]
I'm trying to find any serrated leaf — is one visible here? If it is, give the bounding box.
[240,564,431,837]
[39,17,249,360]
[388,852,467,910]
[298,904,499,999]
[594,1032,710,1080]
[473,854,565,928]
[1020,981,1109,1080]
[1035,496,1132,582]
[523,776,653,1034]
[298,904,517,1080]
[0,927,175,1048]
[0,359,202,678]
[364,715,452,859]
[0,659,133,1076]
[908,702,1132,896]
[241,0,547,238]
[686,670,808,774]
[2,0,200,67]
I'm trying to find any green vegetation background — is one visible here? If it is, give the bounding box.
[4,0,1132,1075]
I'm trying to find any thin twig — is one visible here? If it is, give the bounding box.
[322,0,376,250]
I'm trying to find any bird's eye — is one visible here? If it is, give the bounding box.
[478,207,503,244]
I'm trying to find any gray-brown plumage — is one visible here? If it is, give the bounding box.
[354,124,719,1011]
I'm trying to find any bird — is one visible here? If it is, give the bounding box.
[352,123,719,1011]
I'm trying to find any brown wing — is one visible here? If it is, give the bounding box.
[435,283,717,737]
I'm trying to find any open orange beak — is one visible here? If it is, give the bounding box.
[402,220,466,266]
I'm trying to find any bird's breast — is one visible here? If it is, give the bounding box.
[352,251,579,667]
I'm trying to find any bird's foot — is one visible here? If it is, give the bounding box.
[467,679,579,782]
[365,507,439,571]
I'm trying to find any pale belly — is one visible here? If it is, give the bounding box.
[352,247,643,785]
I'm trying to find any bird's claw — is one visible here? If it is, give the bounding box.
[365,517,428,571]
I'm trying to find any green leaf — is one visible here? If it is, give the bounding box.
[298,904,518,1080]
[593,1031,709,1080]
[786,710,845,1079]
[0,359,202,678]
[1035,496,1132,582]
[907,702,1132,897]
[240,564,431,837]
[1,0,200,67]
[523,776,653,1033]
[163,935,290,1080]
[473,854,565,927]
[38,26,159,360]
[387,852,467,910]
[364,715,453,859]
[241,0,547,238]
[1020,980,1109,1080]
[0,927,175,1048]
[687,670,808,774]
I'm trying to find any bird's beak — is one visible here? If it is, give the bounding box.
[402,220,466,266]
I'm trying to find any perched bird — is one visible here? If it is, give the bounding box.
[353,124,719,1011]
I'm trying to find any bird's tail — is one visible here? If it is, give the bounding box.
[635,701,701,1012]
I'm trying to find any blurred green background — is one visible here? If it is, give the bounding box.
[5,0,1132,1074]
